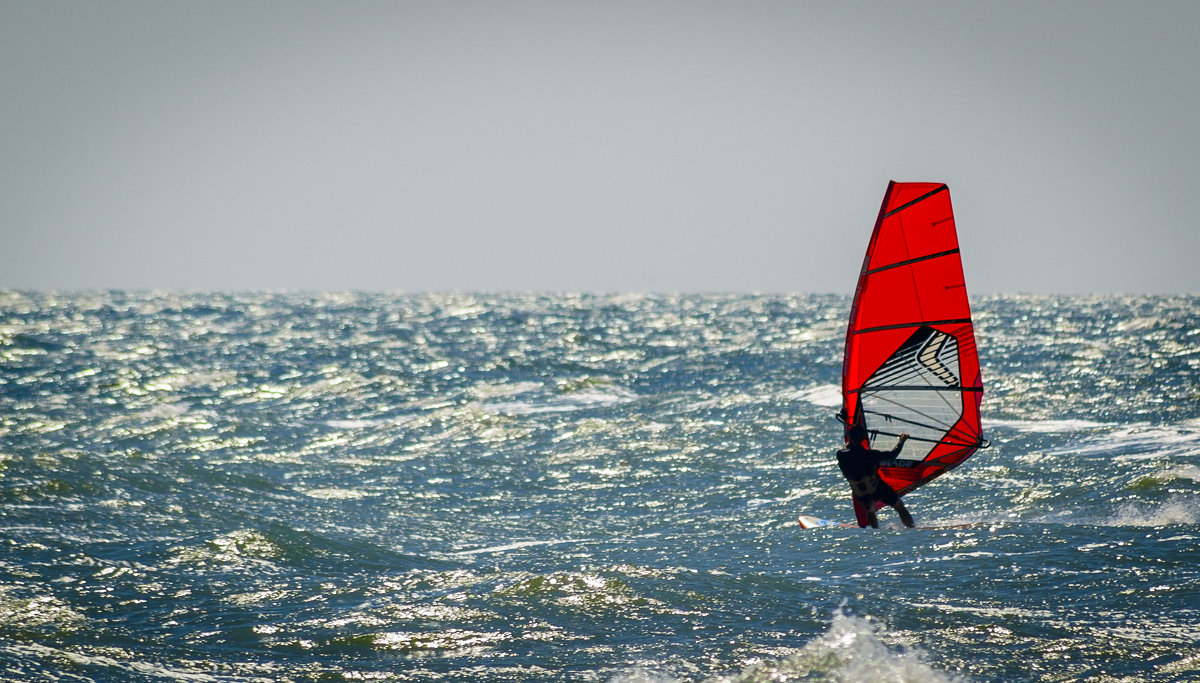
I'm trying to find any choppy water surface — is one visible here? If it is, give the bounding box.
[1,292,1198,682]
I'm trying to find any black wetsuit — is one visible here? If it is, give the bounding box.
[837,440,905,506]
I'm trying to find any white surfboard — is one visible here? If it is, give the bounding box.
[797,515,856,529]
[798,514,983,530]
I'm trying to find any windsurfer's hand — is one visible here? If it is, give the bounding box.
[898,433,910,442]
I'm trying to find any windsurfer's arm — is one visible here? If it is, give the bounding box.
[874,433,910,461]
[888,433,910,458]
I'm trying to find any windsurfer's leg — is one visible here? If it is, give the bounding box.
[852,496,871,528]
[893,500,914,528]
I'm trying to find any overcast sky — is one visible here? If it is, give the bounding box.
[3,1,1197,294]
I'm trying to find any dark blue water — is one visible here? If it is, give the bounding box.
[2,292,1197,681]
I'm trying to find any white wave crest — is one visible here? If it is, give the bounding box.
[986,418,1111,433]
[612,612,962,683]
[483,387,638,415]
[788,384,842,408]
[1045,422,1200,460]
[1105,496,1200,527]
[450,538,587,557]
[728,612,962,683]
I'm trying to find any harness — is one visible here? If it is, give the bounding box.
[848,474,880,499]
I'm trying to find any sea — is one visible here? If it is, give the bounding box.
[1,291,1197,682]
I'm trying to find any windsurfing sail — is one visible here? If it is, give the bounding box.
[840,181,986,497]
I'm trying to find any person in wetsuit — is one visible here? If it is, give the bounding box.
[837,424,915,528]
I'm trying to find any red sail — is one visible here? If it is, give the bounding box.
[842,182,985,497]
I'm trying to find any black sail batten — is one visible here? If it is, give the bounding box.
[880,184,948,218]
[848,385,982,394]
[866,248,961,275]
[867,430,985,449]
[860,408,953,433]
[852,319,972,335]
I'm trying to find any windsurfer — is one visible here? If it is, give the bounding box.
[837,424,915,528]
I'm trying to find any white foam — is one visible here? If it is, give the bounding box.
[324,419,380,429]
[1045,422,1200,460]
[788,384,843,408]
[612,612,962,683]
[468,381,544,400]
[450,538,587,557]
[1131,464,1200,489]
[1104,496,1200,527]
[610,668,684,683]
[1153,464,1200,481]
[7,641,226,681]
[483,387,637,415]
[986,417,1112,433]
[300,487,371,500]
[724,612,963,683]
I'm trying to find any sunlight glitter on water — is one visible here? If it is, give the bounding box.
[1,292,1198,681]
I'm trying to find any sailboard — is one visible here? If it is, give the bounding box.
[797,514,979,531]
[797,515,855,529]
[841,181,987,496]
[799,182,987,529]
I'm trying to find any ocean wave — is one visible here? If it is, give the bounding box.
[613,612,963,683]
[985,417,1113,433]
[1104,496,1200,527]
[720,612,962,683]
[481,386,638,415]
[450,538,589,557]
[1044,422,1200,460]
[787,384,843,408]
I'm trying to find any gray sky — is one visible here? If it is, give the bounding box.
[3,1,1198,294]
